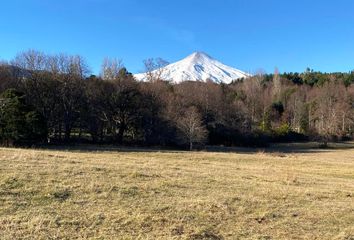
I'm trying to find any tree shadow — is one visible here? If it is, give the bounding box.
[206,142,354,154]
[38,142,354,155]
[40,144,184,154]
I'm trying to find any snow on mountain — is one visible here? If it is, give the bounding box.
[134,52,250,84]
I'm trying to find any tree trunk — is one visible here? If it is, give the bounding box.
[189,141,193,151]
[100,128,104,143]
[58,123,62,141]
[64,123,71,142]
[78,121,82,139]
[116,124,126,144]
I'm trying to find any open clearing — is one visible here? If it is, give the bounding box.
[0,144,353,239]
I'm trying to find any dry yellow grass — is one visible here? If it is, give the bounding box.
[0,145,353,239]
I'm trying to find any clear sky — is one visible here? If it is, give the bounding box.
[1,0,354,75]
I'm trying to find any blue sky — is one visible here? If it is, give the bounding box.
[1,0,354,74]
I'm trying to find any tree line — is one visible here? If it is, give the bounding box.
[0,50,354,148]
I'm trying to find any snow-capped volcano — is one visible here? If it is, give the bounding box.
[134,52,250,84]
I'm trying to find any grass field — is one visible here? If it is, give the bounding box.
[0,144,353,239]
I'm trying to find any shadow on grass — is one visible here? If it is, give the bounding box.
[34,141,354,155]
[207,142,354,154]
[40,144,184,154]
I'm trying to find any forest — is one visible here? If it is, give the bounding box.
[1,50,354,148]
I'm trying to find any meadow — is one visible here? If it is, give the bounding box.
[0,144,353,239]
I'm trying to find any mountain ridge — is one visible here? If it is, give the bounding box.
[134,52,250,84]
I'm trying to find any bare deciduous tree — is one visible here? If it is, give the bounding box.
[100,57,123,81]
[272,67,282,100]
[11,49,47,71]
[143,58,169,82]
[176,107,207,150]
